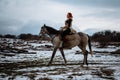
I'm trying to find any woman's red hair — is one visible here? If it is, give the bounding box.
[67,12,73,18]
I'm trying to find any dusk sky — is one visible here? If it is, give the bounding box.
[0,0,120,35]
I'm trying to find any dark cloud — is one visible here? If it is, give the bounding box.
[20,20,41,35]
[0,18,23,34]
[0,0,120,35]
[82,9,120,19]
[54,0,120,8]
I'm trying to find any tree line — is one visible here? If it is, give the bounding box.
[0,33,40,40]
[0,30,120,42]
[91,30,120,42]
[91,30,120,47]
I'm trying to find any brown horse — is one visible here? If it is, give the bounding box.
[39,24,92,66]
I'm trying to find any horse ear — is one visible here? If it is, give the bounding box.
[44,24,46,27]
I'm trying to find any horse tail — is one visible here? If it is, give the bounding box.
[88,35,93,57]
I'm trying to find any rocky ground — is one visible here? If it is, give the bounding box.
[0,38,120,80]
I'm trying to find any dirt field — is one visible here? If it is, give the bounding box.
[0,39,120,80]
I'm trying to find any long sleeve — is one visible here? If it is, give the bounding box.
[65,19,72,27]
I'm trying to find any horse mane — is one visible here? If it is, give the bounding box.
[45,26,60,34]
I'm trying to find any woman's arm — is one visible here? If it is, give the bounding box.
[65,19,72,27]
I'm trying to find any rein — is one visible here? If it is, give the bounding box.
[44,26,61,42]
[45,26,60,35]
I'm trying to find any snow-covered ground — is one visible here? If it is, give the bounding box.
[0,38,120,80]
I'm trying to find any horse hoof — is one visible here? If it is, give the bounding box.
[80,64,84,67]
[86,63,88,66]
[47,64,50,66]
[81,63,88,67]
[64,63,67,66]
[47,62,51,66]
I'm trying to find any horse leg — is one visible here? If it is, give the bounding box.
[48,48,57,66]
[84,50,88,65]
[82,48,88,65]
[59,48,67,65]
[78,45,88,65]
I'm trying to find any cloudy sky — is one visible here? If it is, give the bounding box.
[0,0,120,35]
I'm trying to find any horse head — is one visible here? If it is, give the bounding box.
[39,24,49,36]
[39,24,60,37]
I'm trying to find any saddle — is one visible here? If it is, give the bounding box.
[60,26,76,34]
[60,26,77,41]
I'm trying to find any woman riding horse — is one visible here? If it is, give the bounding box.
[60,12,75,47]
[61,12,73,41]
[39,12,93,66]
